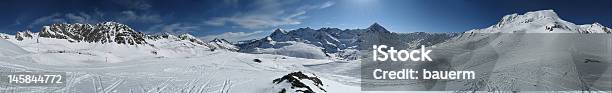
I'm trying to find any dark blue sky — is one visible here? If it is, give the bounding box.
[0,0,610,41]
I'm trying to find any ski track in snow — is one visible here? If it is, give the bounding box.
[0,43,361,93]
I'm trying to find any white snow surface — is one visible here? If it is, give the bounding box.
[254,41,329,59]
[0,38,361,93]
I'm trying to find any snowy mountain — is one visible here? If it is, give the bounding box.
[1,22,240,64]
[8,22,242,50]
[362,10,612,91]
[238,23,458,60]
[578,22,611,34]
[33,22,147,45]
[208,38,239,51]
[365,22,390,33]
[0,33,10,39]
[178,33,206,45]
[466,10,611,34]
[8,22,241,51]
[12,22,149,45]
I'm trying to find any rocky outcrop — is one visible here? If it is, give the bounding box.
[272,71,326,93]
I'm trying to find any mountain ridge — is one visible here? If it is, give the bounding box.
[237,23,459,60]
[469,10,611,33]
[5,22,239,52]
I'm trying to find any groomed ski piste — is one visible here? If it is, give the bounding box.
[0,38,361,93]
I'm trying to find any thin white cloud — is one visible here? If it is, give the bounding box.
[206,13,303,29]
[204,18,228,26]
[319,1,335,9]
[29,10,162,28]
[200,31,268,42]
[204,0,335,29]
[118,11,163,23]
[146,23,199,34]
[29,12,99,27]
[30,13,64,26]
[65,12,95,23]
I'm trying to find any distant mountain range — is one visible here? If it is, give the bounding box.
[236,23,459,60]
[0,10,609,60]
[4,22,237,52]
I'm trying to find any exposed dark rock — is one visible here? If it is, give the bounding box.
[253,59,262,63]
[273,71,326,93]
[35,22,147,45]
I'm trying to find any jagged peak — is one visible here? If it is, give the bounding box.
[41,21,136,33]
[211,38,230,43]
[177,33,205,44]
[367,22,389,32]
[270,28,289,38]
[31,21,148,44]
[155,32,178,39]
[102,21,122,25]
[17,30,34,34]
[591,22,604,27]
[319,27,340,30]
[272,28,286,34]
[296,27,316,31]
[44,21,125,26]
[583,22,609,30]
[579,22,612,33]
[179,33,197,39]
[160,32,174,36]
[208,38,238,51]
[15,30,35,40]
[370,22,382,27]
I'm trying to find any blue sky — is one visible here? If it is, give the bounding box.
[0,0,610,42]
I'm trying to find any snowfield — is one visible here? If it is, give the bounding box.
[251,41,329,59]
[0,21,363,93]
[0,38,361,93]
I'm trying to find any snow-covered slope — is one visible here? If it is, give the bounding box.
[0,39,28,57]
[208,38,239,51]
[254,41,328,59]
[0,44,359,93]
[578,22,612,34]
[466,10,611,34]
[361,10,612,91]
[424,30,612,91]
[0,22,359,93]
